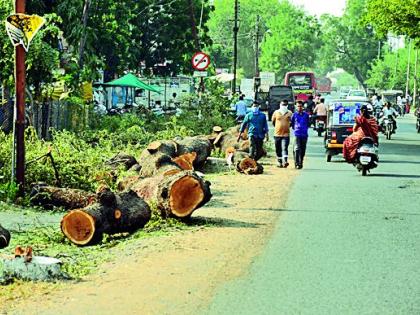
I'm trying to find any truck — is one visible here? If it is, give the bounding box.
[315,77,332,94]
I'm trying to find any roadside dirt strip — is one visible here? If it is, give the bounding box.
[2,160,297,315]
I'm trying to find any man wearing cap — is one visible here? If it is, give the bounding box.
[237,102,269,161]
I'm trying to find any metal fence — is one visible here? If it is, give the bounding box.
[1,100,90,139]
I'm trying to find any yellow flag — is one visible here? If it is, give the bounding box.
[5,14,46,52]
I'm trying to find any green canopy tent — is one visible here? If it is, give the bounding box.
[103,73,161,108]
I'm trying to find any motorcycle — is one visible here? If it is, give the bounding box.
[355,137,379,176]
[383,115,394,140]
[315,118,325,137]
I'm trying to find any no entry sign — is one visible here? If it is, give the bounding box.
[191,52,210,71]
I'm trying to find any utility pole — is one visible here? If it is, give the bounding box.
[232,0,239,94]
[15,0,26,195]
[255,15,261,78]
[413,49,418,108]
[405,38,412,98]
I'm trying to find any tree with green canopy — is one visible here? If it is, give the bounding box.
[367,45,417,91]
[365,0,420,43]
[207,0,282,77]
[259,0,321,81]
[317,0,380,88]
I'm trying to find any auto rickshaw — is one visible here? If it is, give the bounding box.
[325,100,370,162]
[380,90,403,105]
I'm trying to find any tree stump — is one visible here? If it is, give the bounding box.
[61,189,151,246]
[131,171,212,218]
[0,224,11,249]
[30,184,96,210]
[1,256,68,282]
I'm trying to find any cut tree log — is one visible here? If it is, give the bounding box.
[30,184,96,210]
[143,140,177,156]
[61,189,151,246]
[236,157,264,175]
[138,153,182,178]
[172,152,196,170]
[106,153,138,170]
[175,137,212,169]
[0,224,11,249]
[131,171,212,218]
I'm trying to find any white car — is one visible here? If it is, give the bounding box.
[346,90,367,100]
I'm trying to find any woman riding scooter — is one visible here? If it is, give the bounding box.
[343,105,378,163]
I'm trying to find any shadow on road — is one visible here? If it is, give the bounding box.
[380,160,420,165]
[368,173,420,179]
[188,216,263,228]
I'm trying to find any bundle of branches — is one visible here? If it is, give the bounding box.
[61,187,151,246]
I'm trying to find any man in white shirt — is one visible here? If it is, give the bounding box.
[233,95,248,122]
[381,101,398,132]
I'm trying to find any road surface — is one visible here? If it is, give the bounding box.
[207,115,420,314]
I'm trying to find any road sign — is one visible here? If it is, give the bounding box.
[193,71,208,77]
[192,52,210,71]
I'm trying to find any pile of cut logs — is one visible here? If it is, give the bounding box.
[208,126,264,175]
[27,128,263,247]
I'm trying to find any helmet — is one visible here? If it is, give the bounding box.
[367,104,373,112]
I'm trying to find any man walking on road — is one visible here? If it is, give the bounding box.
[272,100,293,168]
[291,101,310,169]
[238,102,269,161]
[233,94,248,122]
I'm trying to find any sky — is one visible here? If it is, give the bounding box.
[290,0,347,17]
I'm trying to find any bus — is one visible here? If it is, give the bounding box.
[284,71,317,102]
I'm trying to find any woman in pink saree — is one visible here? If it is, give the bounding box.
[343,105,378,162]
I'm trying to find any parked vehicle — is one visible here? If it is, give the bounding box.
[355,137,379,176]
[284,72,316,102]
[267,85,295,120]
[325,100,367,162]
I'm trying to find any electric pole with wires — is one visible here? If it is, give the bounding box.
[232,0,239,94]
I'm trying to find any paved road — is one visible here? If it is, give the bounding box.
[207,115,420,314]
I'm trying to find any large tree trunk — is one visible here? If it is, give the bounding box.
[130,171,211,218]
[30,184,96,210]
[61,189,151,246]
[138,153,182,178]
[0,224,11,249]
[137,140,180,178]
[175,137,212,169]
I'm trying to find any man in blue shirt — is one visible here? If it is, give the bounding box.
[291,101,310,169]
[234,95,248,122]
[237,102,269,161]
